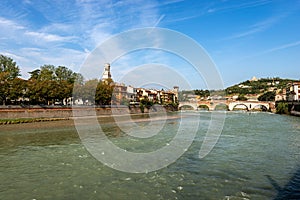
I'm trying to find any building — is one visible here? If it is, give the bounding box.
[159,89,177,104]
[238,84,251,88]
[98,63,179,106]
[245,94,259,101]
[275,88,286,101]
[135,87,178,105]
[113,83,127,105]
[287,82,300,101]
[101,63,112,81]
[112,84,138,105]
[250,76,258,82]
[136,88,159,103]
[126,85,137,102]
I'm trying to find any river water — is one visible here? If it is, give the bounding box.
[0,111,300,199]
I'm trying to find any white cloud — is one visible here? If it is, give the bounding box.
[207,0,272,14]
[24,31,71,42]
[0,17,24,30]
[262,40,300,54]
[18,47,87,77]
[224,15,285,40]
[0,0,166,80]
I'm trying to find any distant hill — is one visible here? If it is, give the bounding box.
[225,77,298,95]
[179,77,298,102]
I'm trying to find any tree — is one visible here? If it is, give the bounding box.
[28,65,82,105]
[28,66,55,105]
[0,55,21,105]
[39,65,55,81]
[78,79,98,105]
[55,66,82,84]
[140,95,153,109]
[8,78,27,104]
[276,102,289,114]
[28,69,41,80]
[258,91,275,101]
[95,78,114,105]
[26,79,41,104]
[0,55,20,79]
[0,72,10,105]
[194,89,210,97]
[236,94,248,101]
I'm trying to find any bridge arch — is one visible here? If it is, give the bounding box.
[178,103,197,110]
[214,103,229,111]
[232,104,249,111]
[198,104,209,110]
[252,104,268,111]
[179,105,195,110]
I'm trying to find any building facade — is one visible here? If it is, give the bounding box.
[287,82,300,101]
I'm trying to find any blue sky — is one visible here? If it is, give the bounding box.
[0,0,300,89]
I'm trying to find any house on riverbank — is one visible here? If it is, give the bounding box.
[287,82,300,101]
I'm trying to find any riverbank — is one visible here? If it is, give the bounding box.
[0,105,178,124]
[275,101,300,117]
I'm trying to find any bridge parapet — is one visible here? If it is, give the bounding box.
[179,100,275,111]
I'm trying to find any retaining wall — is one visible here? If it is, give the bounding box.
[0,105,171,119]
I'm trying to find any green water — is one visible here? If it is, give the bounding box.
[0,112,300,199]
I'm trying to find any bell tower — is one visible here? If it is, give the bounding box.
[102,63,111,81]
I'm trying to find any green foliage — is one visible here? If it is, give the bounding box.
[194,89,210,97]
[226,77,296,96]
[139,103,145,113]
[140,96,154,109]
[0,54,20,79]
[276,102,289,114]
[120,97,130,106]
[0,55,21,105]
[258,91,275,101]
[95,79,114,105]
[74,79,98,104]
[27,65,83,105]
[236,94,248,101]
[39,65,55,80]
[9,78,27,102]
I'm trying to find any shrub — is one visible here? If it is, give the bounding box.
[276,102,289,114]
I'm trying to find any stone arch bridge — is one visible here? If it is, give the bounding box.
[179,100,275,111]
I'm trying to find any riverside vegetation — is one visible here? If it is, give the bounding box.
[0,54,119,106]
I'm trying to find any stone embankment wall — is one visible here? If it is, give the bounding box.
[0,105,174,119]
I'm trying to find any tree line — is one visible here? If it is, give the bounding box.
[0,54,113,106]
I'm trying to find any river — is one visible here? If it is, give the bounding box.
[0,111,300,199]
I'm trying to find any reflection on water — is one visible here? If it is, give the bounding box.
[0,112,300,199]
[266,168,300,200]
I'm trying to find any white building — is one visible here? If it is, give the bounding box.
[287,82,300,101]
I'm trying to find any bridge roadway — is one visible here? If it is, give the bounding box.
[178,100,275,111]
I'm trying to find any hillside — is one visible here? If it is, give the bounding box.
[225,77,297,95]
[167,77,298,102]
